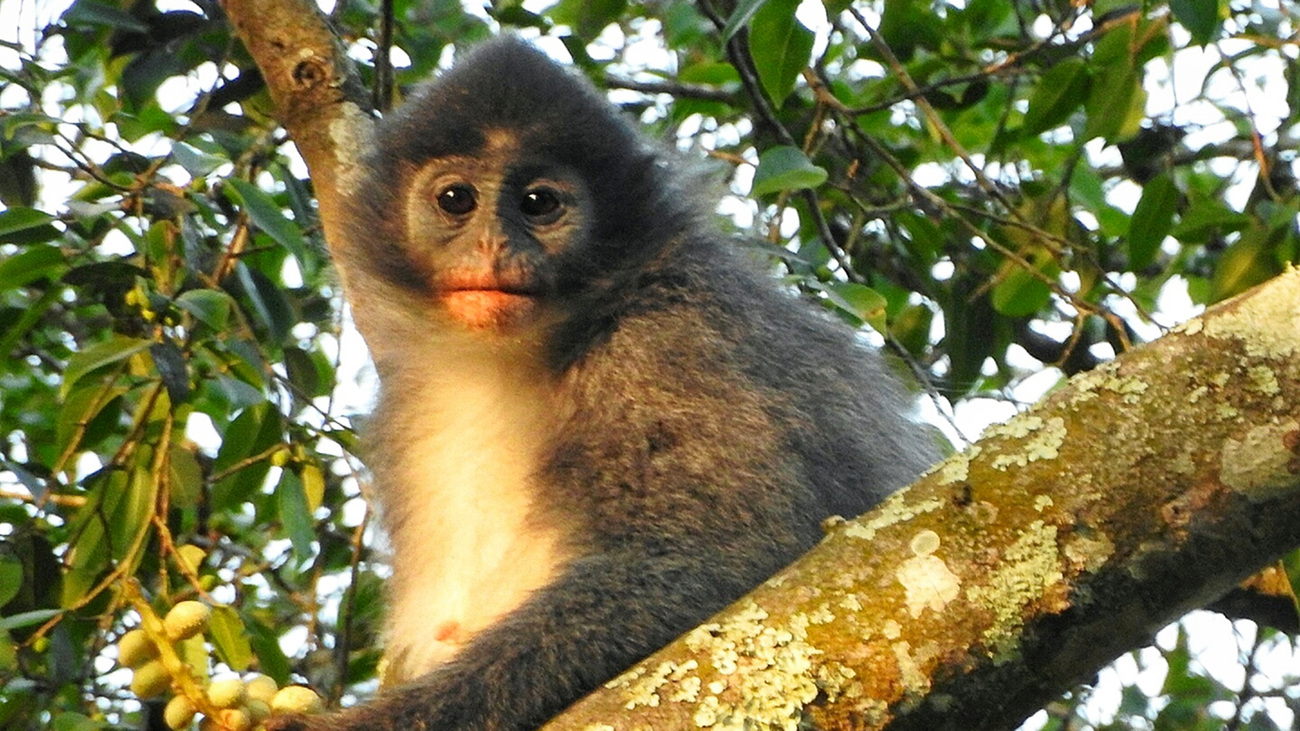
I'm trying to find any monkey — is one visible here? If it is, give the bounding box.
[269,36,936,731]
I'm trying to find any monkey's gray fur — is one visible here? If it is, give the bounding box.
[273,36,936,731]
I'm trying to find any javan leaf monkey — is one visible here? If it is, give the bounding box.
[271,36,935,731]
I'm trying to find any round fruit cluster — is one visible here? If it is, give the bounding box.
[118,600,323,730]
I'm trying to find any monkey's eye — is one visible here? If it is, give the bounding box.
[520,188,563,222]
[436,184,477,216]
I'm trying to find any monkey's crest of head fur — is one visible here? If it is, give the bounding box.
[354,37,709,261]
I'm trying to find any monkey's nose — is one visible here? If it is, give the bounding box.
[476,231,508,254]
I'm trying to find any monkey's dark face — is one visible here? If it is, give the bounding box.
[395,133,594,332]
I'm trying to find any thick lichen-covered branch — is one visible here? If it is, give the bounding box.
[545,269,1300,731]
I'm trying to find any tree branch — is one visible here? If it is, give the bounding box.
[545,269,1300,730]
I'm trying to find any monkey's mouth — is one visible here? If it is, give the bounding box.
[436,278,541,330]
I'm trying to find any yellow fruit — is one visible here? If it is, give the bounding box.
[117,629,159,668]
[246,698,271,723]
[270,685,324,715]
[244,673,278,704]
[206,676,245,708]
[217,708,252,731]
[129,659,171,699]
[163,601,211,641]
[162,695,197,730]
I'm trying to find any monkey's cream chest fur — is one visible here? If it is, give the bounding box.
[373,342,570,684]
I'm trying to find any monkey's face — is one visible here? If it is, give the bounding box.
[397,139,593,333]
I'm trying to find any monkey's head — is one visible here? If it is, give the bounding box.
[345,37,702,341]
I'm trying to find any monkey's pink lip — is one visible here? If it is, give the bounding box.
[435,271,538,295]
[439,289,538,329]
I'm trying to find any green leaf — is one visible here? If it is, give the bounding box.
[0,207,57,242]
[0,633,14,671]
[1170,0,1221,46]
[1022,58,1090,136]
[277,470,315,562]
[749,0,814,107]
[209,606,254,671]
[0,556,22,607]
[167,444,203,510]
[878,0,942,62]
[1127,173,1179,271]
[824,282,888,333]
[0,609,61,632]
[0,244,65,289]
[751,146,827,197]
[245,618,292,685]
[1083,67,1142,143]
[112,463,157,563]
[60,335,152,399]
[300,463,326,513]
[226,178,310,266]
[62,0,150,32]
[234,263,296,343]
[171,142,228,177]
[211,404,282,511]
[992,267,1052,317]
[176,634,210,684]
[176,288,235,329]
[61,471,125,606]
[1209,224,1283,302]
[720,0,771,40]
[283,346,321,398]
[56,384,126,458]
[549,0,627,39]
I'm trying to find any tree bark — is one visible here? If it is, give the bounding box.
[221,2,1300,728]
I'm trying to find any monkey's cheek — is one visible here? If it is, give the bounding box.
[440,291,538,330]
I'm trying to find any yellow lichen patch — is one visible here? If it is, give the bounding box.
[1246,365,1281,396]
[1068,360,1150,405]
[896,530,962,618]
[609,659,700,710]
[843,493,945,542]
[1220,420,1300,500]
[935,449,975,485]
[682,602,823,730]
[1175,318,1204,336]
[891,641,930,696]
[990,416,1067,471]
[1202,269,1300,359]
[815,661,857,703]
[910,529,941,556]
[966,521,1064,661]
[984,415,1043,441]
[1033,495,1054,512]
[897,554,961,619]
[805,604,836,625]
[1063,530,1114,574]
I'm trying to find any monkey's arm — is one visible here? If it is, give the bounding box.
[269,547,753,731]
